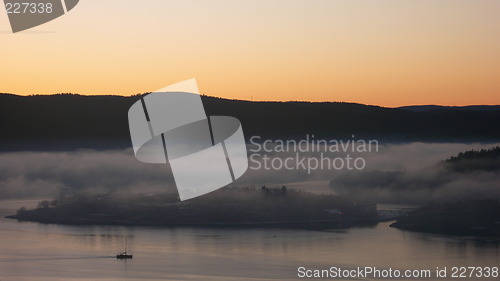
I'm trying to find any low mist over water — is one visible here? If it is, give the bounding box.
[0,142,498,204]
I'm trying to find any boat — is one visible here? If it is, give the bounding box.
[116,238,133,259]
[116,251,133,259]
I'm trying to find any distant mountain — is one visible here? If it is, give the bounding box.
[0,93,499,151]
[398,105,500,112]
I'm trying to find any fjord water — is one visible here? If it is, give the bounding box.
[0,200,498,281]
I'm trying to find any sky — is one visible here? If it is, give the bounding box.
[1,0,499,107]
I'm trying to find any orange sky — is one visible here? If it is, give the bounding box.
[1,0,499,107]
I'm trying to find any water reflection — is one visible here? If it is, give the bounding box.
[0,200,498,280]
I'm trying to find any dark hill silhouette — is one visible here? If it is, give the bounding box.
[443,146,500,172]
[398,105,500,112]
[0,93,499,151]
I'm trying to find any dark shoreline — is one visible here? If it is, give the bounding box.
[5,214,377,230]
[389,221,500,237]
[389,199,500,237]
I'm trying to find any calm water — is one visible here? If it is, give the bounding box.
[0,199,498,281]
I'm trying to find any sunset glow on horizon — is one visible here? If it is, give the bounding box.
[1,0,499,107]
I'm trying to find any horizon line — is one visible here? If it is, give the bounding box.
[0,92,499,109]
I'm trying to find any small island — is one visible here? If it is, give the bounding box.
[390,199,500,236]
[391,147,500,236]
[6,186,377,229]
